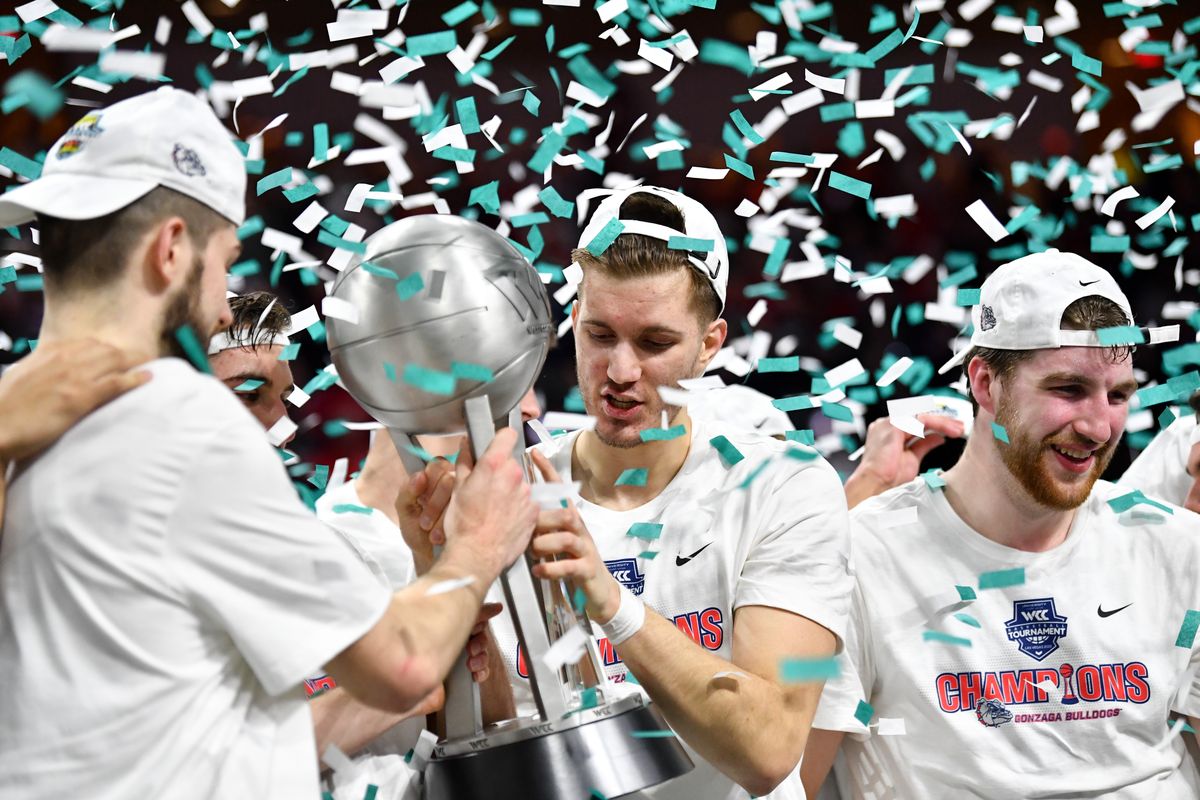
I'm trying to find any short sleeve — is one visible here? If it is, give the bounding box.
[811,577,875,739]
[165,427,391,697]
[734,459,852,648]
[316,482,415,591]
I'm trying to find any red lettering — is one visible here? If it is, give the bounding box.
[1000,671,1034,704]
[1076,665,1102,702]
[1034,669,1059,702]
[1126,662,1150,703]
[1100,664,1127,702]
[597,637,622,667]
[936,674,959,712]
[305,675,337,696]
[959,672,983,711]
[699,608,723,650]
[982,672,1003,701]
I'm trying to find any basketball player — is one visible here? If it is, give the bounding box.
[800,251,1200,798]
[0,87,537,800]
[485,186,853,799]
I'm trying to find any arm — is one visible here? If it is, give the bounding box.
[313,684,442,765]
[324,429,537,713]
[800,728,846,798]
[844,414,965,509]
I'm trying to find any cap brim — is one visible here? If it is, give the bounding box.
[0,173,156,228]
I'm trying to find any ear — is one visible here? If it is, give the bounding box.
[697,318,727,372]
[145,216,192,295]
[967,356,999,417]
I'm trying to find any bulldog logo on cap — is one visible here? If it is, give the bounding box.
[172,144,207,177]
[980,304,997,331]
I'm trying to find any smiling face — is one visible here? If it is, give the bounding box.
[985,347,1137,510]
[573,268,726,449]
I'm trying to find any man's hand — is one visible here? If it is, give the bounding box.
[441,428,537,579]
[395,456,456,572]
[465,602,503,683]
[0,339,150,464]
[844,413,965,509]
[527,450,622,623]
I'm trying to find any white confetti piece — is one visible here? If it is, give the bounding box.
[734,199,759,217]
[832,323,862,350]
[72,75,113,93]
[1101,185,1139,217]
[1135,197,1175,230]
[876,718,907,736]
[154,16,171,45]
[293,202,328,234]
[782,86,824,116]
[824,358,865,389]
[1128,79,1183,115]
[712,670,749,681]
[638,39,674,71]
[804,69,845,95]
[1023,25,1043,43]
[686,167,729,180]
[596,0,628,22]
[99,50,166,79]
[543,412,597,431]
[855,99,894,119]
[15,0,56,23]
[876,357,913,388]
[958,0,994,21]
[42,24,118,51]
[425,575,476,597]
[326,19,374,42]
[747,299,768,327]
[410,730,439,772]
[322,743,357,776]
[180,0,214,36]
[285,305,320,336]
[542,625,590,671]
[566,80,608,107]
[1027,70,1063,93]
[750,71,792,101]
[965,199,1009,242]
[267,416,298,447]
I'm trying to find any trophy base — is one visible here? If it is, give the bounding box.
[425,694,693,800]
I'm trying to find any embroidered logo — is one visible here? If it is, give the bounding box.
[1005,598,1068,661]
[172,143,206,176]
[980,303,997,331]
[55,113,105,159]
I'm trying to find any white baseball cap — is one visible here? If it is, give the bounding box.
[939,249,1177,375]
[0,87,246,227]
[577,185,729,312]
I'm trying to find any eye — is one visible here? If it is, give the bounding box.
[1108,391,1131,405]
[587,331,613,343]
[1052,385,1081,397]
[642,340,673,351]
[237,392,260,404]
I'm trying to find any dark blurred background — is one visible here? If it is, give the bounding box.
[2,0,1197,482]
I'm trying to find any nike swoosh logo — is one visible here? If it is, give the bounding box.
[1079,279,1101,287]
[1097,603,1132,618]
[675,542,713,567]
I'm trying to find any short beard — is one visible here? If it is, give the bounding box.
[159,254,208,360]
[994,396,1114,511]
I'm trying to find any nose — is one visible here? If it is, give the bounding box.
[519,388,542,422]
[1071,395,1113,446]
[213,299,233,336]
[606,341,641,386]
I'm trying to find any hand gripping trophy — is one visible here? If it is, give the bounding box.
[325,215,692,799]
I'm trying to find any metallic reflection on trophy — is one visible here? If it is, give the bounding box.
[325,215,692,799]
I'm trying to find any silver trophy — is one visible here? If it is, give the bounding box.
[325,215,692,799]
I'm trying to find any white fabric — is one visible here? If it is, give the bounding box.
[939,249,1134,374]
[492,417,852,800]
[317,479,416,590]
[576,184,729,310]
[0,87,246,227]
[599,584,647,645]
[688,384,794,435]
[1119,415,1199,508]
[813,478,1200,799]
[0,358,391,800]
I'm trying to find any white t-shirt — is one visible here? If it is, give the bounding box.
[0,358,391,800]
[316,479,415,590]
[813,477,1200,800]
[491,417,852,800]
[1119,415,1199,508]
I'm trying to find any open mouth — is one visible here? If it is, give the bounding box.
[606,396,639,409]
[1048,443,1096,473]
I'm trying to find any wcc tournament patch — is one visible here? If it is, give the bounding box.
[1005,598,1069,661]
[605,558,645,596]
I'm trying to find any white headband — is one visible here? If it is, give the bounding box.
[207,330,291,355]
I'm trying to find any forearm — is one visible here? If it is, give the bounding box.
[615,611,816,796]
[478,628,517,724]
[312,686,423,763]
[843,468,889,510]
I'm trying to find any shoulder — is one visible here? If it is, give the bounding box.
[133,358,256,432]
[1089,479,1200,540]
[848,478,936,549]
[693,421,845,507]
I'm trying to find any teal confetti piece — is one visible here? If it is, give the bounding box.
[317,230,365,253]
[522,90,541,115]
[174,326,212,374]
[758,356,799,373]
[451,362,494,382]
[469,180,500,215]
[573,587,587,613]
[442,1,479,26]
[511,212,550,228]
[640,425,686,442]
[639,550,660,560]
[234,379,264,392]
[779,657,840,683]
[956,585,977,602]
[979,567,1025,590]
[1097,326,1145,346]
[627,522,664,541]
[312,123,329,163]
[630,730,676,738]
[921,469,947,490]
[774,395,816,412]
[580,686,600,710]
[1176,611,1200,648]
[667,236,715,252]
[361,262,400,281]
[538,186,574,218]
[407,30,457,57]
[822,402,854,422]
[383,362,397,382]
[762,236,789,278]
[828,171,872,200]
[729,109,764,145]
[1108,489,1174,515]
[396,272,425,300]
[589,790,608,800]
[456,96,480,134]
[953,612,981,629]
[433,145,476,163]
[283,182,319,203]
[403,364,456,395]
[616,468,648,486]
[853,699,874,727]
[256,167,292,195]
[1071,50,1102,77]
[0,147,42,181]
[273,65,309,97]
[923,630,972,647]
[956,288,981,306]
[724,153,754,179]
[710,435,745,468]
[991,422,1010,444]
[481,34,517,61]
[363,784,378,800]
[278,342,300,361]
[586,218,625,257]
[332,503,373,515]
